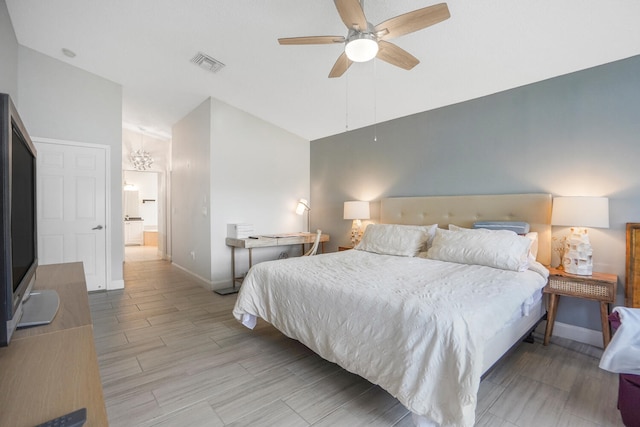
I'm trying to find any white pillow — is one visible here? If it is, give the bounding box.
[448,224,468,232]
[355,223,437,257]
[425,228,532,271]
[401,224,439,251]
[525,232,539,261]
[449,225,539,262]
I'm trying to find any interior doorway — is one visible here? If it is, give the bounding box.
[123,170,165,262]
[36,139,109,291]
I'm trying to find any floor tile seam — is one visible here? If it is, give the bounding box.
[277,399,312,426]
[476,380,509,421]
[100,368,193,401]
[391,412,413,426]
[315,383,401,425]
[292,381,376,426]
[498,372,574,423]
[238,349,312,378]
[210,393,288,426]
[96,338,166,364]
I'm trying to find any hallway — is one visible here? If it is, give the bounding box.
[124,245,162,263]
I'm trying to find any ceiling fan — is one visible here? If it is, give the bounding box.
[278,0,450,78]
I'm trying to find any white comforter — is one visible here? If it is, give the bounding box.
[232,250,548,427]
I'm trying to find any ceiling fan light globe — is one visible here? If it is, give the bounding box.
[345,38,378,62]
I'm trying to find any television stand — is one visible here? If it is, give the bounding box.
[17,289,60,328]
[0,262,107,426]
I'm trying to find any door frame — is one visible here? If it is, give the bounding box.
[32,136,113,290]
[122,169,169,261]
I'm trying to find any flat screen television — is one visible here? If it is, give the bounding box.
[1,93,57,347]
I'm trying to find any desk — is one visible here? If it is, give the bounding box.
[219,233,330,295]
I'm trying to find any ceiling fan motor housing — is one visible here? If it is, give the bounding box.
[345,24,378,62]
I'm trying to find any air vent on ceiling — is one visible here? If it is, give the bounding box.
[190,52,225,73]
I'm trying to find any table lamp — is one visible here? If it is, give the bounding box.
[551,196,609,275]
[344,201,370,246]
[296,198,310,232]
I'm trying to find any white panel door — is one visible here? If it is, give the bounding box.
[36,142,107,291]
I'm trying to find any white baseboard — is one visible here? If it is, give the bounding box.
[171,262,214,290]
[211,278,236,292]
[544,320,604,348]
[109,279,125,290]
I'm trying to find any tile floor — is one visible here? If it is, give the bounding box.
[89,259,624,426]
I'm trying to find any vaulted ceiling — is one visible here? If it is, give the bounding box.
[7,1,640,141]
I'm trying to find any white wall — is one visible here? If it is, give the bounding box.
[17,46,124,287]
[170,97,309,289]
[210,98,309,287]
[0,0,18,98]
[171,99,212,282]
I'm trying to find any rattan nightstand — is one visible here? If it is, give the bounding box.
[543,267,617,348]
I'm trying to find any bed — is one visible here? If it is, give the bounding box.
[233,193,552,427]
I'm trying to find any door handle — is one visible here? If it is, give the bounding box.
[92,225,104,230]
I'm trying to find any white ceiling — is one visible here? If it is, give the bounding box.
[7,1,640,141]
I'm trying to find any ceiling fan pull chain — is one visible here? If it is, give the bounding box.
[345,71,349,131]
[373,59,377,142]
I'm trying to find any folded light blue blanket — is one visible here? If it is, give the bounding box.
[472,221,530,234]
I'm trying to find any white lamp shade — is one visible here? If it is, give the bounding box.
[344,201,370,220]
[296,198,309,215]
[345,38,378,62]
[551,196,609,228]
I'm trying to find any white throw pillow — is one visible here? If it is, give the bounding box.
[356,223,437,257]
[525,232,539,261]
[449,225,539,262]
[425,228,532,271]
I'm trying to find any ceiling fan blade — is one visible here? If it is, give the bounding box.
[278,36,345,45]
[329,52,353,78]
[375,3,450,41]
[334,0,368,31]
[376,40,419,70]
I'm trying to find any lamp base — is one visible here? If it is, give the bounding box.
[562,228,593,276]
[563,262,593,276]
[350,219,363,246]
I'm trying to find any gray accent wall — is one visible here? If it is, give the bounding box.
[311,54,640,333]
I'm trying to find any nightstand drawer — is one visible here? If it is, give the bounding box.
[546,272,616,303]
[544,267,618,348]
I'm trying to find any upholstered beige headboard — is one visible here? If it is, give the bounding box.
[380,193,552,265]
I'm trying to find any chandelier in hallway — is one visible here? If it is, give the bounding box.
[130,130,153,171]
